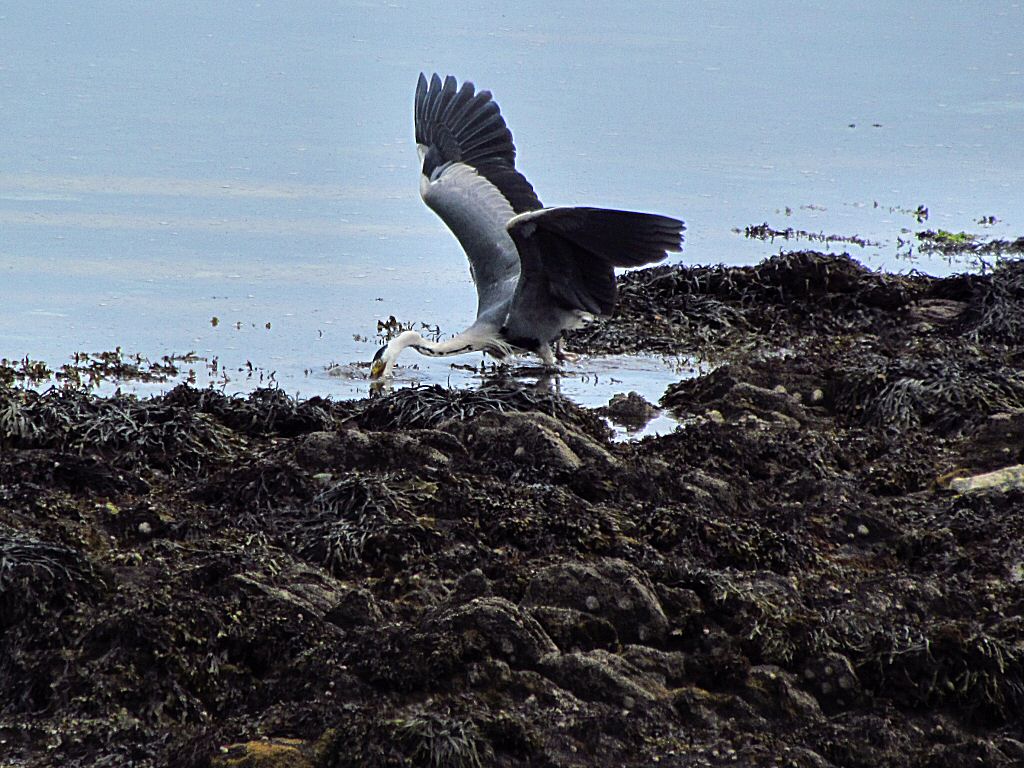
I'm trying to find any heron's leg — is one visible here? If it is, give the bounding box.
[537,344,557,368]
[555,339,579,363]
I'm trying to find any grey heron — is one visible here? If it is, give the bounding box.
[369,73,684,380]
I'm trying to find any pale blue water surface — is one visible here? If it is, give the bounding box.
[1,1,1022,407]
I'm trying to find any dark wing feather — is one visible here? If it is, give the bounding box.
[508,207,685,318]
[515,228,614,316]
[415,73,542,213]
[529,207,684,267]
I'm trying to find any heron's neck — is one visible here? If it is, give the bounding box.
[397,329,481,358]
[382,328,505,378]
[392,330,427,354]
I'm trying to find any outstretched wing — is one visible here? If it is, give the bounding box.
[415,73,543,320]
[502,207,684,345]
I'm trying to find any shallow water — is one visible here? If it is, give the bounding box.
[2,1,1022,410]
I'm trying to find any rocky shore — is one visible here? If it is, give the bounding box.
[2,251,1023,767]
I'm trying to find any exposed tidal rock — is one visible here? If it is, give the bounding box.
[949,463,1024,494]
[423,596,559,667]
[5,252,1024,768]
[538,649,669,707]
[521,558,669,646]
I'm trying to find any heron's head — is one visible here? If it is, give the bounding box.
[369,330,423,380]
[369,344,389,380]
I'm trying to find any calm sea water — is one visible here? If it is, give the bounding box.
[2,1,1022,406]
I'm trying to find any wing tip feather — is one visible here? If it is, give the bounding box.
[416,72,542,213]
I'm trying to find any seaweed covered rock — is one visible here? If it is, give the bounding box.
[537,649,670,708]
[521,558,669,646]
[569,250,928,354]
[422,596,559,667]
[3,253,1024,768]
[960,257,1024,343]
[443,409,617,477]
[832,349,1024,432]
[598,391,658,432]
[319,705,495,768]
[355,381,607,439]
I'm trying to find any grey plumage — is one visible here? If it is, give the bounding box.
[369,74,685,379]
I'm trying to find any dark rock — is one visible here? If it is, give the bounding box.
[907,297,968,326]
[800,653,861,710]
[424,596,558,667]
[654,584,704,631]
[231,562,347,619]
[5,253,1024,767]
[619,645,689,687]
[600,391,658,431]
[446,409,617,476]
[527,605,618,651]
[662,364,816,426]
[294,427,452,472]
[671,685,762,731]
[521,558,669,646]
[448,567,493,605]
[324,587,385,629]
[744,665,824,721]
[538,649,668,707]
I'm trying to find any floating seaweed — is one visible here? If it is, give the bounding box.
[739,221,880,248]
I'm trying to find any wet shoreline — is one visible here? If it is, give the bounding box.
[2,251,1023,766]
